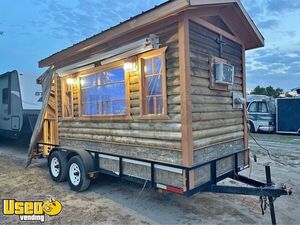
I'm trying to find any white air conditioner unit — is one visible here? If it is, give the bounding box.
[214,63,234,85]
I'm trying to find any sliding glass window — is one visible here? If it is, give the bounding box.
[80,67,126,116]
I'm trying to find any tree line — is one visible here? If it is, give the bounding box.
[251,86,284,98]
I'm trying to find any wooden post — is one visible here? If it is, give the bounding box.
[178,13,194,189]
[242,45,249,164]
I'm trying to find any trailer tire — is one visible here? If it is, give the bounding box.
[67,155,91,192]
[49,151,68,182]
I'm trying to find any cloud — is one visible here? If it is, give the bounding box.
[29,0,165,43]
[271,65,290,74]
[266,0,300,13]
[286,53,299,58]
[257,19,279,29]
[241,0,265,19]
[246,47,300,90]
[28,0,299,92]
[287,31,296,37]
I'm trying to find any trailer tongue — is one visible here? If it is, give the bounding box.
[203,165,291,225]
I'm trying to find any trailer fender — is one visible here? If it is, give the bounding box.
[49,148,95,175]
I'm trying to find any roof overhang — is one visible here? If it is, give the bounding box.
[190,0,264,49]
[39,0,264,68]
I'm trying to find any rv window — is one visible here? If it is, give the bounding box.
[80,67,126,116]
[140,48,167,117]
[2,88,8,105]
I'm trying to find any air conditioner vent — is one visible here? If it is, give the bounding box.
[214,63,234,85]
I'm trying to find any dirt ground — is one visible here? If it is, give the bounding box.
[0,134,299,225]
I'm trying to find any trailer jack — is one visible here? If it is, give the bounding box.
[202,165,292,225]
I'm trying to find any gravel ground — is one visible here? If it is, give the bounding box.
[0,134,299,225]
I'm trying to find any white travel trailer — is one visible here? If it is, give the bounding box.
[0,70,40,141]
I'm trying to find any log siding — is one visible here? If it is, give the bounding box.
[189,21,245,161]
[57,21,183,164]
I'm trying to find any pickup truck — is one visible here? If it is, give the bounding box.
[247,95,276,133]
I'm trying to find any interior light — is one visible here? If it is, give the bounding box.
[66,78,75,85]
[124,62,134,71]
[80,79,85,86]
[124,57,138,71]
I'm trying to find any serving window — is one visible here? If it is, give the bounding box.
[80,66,127,116]
[139,47,167,118]
[61,48,169,120]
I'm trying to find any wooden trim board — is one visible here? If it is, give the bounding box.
[178,13,194,167]
[189,15,243,45]
[178,13,195,189]
[242,45,249,164]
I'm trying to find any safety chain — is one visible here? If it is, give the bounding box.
[259,195,269,215]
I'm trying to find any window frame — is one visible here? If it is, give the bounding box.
[248,101,269,114]
[138,47,168,120]
[77,60,130,120]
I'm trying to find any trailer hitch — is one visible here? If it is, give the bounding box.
[203,165,292,225]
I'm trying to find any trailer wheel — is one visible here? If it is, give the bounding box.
[49,151,68,182]
[67,155,91,192]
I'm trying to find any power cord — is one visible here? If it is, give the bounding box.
[249,133,287,166]
[133,179,148,203]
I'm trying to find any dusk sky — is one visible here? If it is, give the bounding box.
[0,0,299,105]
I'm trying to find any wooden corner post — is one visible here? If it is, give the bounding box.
[242,46,249,164]
[178,12,194,189]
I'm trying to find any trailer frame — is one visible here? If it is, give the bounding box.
[36,142,291,225]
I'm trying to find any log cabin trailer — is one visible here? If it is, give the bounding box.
[27,1,292,223]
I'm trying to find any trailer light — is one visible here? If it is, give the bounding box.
[66,78,75,86]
